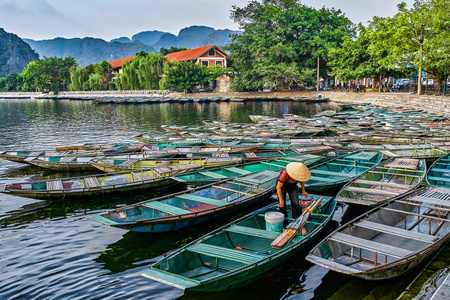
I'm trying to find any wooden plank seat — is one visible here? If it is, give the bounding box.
[329,232,413,258]
[325,162,370,168]
[336,196,378,205]
[47,180,63,191]
[381,150,399,157]
[354,180,413,189]
[211,185,254,196]
[310,169,355,177]
[309,176,339,182]
[408,195,450,208]
[344,186,400,197]
[177,194,227,206]
[29,151,43,156]
[157,160,171,167]
[381,207,450,222]
[306,255,361,274]
[224,167,251,175]
[225,225,281,239]
[190,146,201,152]
[427,176,450,183]
[385,158,419,170]
[59,156,76,163]
[197,171,227,179]
[119,159,138,167]
[368,171,421,178]
[143,201,191,215]
[187,243,262,265]
[85,177,100,188]
[169,163,200,171]
[428,168,450,173]
[355,220,437,243]
[245,152,257,158]
[260,162,286,168]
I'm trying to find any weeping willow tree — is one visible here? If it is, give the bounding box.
[115,52,167,90]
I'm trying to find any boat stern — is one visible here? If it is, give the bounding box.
[141,268,200,290]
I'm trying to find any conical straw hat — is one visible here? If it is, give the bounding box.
[286,162,311,182]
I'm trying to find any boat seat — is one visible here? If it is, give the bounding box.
[309,176,338,182]
[310,170,354,177]
[368,171,422,178]
[336,196,379,206]
[119,159,138,167]
[187,243,262,265]
[428,168,450,173]
[354,180,413,189]
[198,171,228,179]
[59,156,76,163]
[190,146,201,152]
[329,232,413,258]
[177,194,227,206]
[306,255,361,274]
[225,225,281,239]
[356,220,437,243]
[245,152,257,158]
[260,162,286,168]
[47,180,63,191]
[157,160,171,167]
[326,162,370,168]
[224,167,251,175]
[427,176,450,183]
[142,201,191,215]
[344,186,400,196]
[408,195,450,208]
[85,177,100,188]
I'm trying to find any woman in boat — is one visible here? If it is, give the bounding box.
[276,162,311,222]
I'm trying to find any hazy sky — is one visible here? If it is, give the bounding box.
[0,0,414,41]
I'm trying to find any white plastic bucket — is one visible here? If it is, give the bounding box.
[265,212,284,232]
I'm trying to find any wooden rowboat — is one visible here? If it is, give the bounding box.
[306,151,383,194]
[0,168,181,200]
[92,170,281,232]
[306,187,450,280]
[91,157,242,173]
[172,155,324,186]
[426,153,450,188]
[141,194,335,291]
[336,158,426,206]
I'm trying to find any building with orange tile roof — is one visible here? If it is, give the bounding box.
[165,45,228,67]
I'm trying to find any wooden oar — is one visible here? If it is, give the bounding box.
[271,197,323,249]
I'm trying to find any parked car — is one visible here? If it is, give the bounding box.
[396,78,410,86]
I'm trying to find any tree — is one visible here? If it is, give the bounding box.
[161,61,209,93]
[159,47,188,56]
[21,56,77,91]
[226,0,354,91]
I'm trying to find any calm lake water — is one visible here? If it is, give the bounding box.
[0,99,447,300]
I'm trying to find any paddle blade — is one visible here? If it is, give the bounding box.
[271,228,298,249]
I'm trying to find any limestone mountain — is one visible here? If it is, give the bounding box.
[131,30,166,46]
[0,28,38,77]
[110,37,132,43]
[24,37,156,67]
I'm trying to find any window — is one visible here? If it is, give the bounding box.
[208,49,215,56]
[202,61,208,66]
[216,60,223,66]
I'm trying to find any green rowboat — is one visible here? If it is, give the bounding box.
[141,194,335,291]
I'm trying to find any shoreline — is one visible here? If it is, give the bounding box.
[1,90,450,116]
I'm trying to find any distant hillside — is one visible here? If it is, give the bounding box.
[24,37,156,67]
[0,28,38,77]
[127,26,241,51]
[110,37,131,43]
[23,26,241,67]
[131,30,166,46]
[200,29,241,47]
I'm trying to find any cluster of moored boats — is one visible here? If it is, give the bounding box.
[1,103,450,292]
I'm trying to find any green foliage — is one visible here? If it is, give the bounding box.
[161,61,210,93]
[0,73,23,91]
[21,56,77,91]
[227,0,354,91]
[329,0,450,86]
[159,47,188,56]
[115,53,167,90]
[69,60,113,91]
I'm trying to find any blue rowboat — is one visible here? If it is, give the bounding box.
[427,153,450,188]
[92,170,280,233]
[306,151,384,194]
